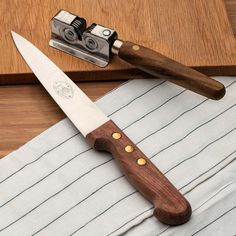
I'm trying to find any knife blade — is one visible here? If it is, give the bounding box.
[11,31,191,225]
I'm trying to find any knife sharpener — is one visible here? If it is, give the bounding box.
[50,10,226,101]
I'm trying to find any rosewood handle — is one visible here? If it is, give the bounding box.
[86,120,191,225]
[116,41,225,100]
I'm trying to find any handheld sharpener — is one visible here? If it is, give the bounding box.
[49,10,225,100]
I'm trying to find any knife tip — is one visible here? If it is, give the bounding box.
[11,30,17,37]
[11,31,17,41]
[10,31,23,48]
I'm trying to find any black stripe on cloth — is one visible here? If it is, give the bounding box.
[164,126,236,174]
[0,158,113,233]
[138,81,236,148]
[149,103,236,160]
[70,192,137,236]
[0,133,79,184]
[108,81,166,116]
[122,78,235,132]
[136,98,207,144]
[123,89,186,130]
[192,205,236,235]
[106,207,153,236]
[0,148,91,208]
[33,191,137,235]
[180,150,236,191]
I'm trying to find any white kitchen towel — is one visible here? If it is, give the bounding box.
[0,77,236,236]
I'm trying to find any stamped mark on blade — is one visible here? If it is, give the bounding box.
[53,81,74,99]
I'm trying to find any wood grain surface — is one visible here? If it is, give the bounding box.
[225,0,236,35]
[86,120,191,225]
[1,0,236,159]
[1,0,236,85]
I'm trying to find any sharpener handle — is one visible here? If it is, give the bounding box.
[112,40,225,100]
[86,120,192,225]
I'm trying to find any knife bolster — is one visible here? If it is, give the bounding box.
[86,120,191,225]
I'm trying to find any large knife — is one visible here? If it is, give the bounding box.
[11,31,191,225]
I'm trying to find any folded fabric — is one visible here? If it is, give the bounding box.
[0,77,235,236]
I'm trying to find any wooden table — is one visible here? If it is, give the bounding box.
[1,1,236,158]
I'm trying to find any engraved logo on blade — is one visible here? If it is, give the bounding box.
[53,81,74,99]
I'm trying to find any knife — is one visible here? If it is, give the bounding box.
[11,31,191,225]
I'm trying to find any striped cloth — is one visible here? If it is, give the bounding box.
[0,77,236,236]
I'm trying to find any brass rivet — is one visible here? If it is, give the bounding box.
[132,45,140,51]
[137,158,147,166]
[112,132,122,139]
[125,145,134,153]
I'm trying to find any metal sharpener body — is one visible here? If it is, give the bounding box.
[50,10,117,67]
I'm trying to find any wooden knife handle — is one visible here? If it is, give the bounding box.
[86,120,192,225]
[117,41,225,100]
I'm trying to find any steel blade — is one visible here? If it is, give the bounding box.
[11,31,109,136]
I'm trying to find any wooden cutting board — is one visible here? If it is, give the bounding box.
[1,0,236,85]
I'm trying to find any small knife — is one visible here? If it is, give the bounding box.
[11,31,191,225]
